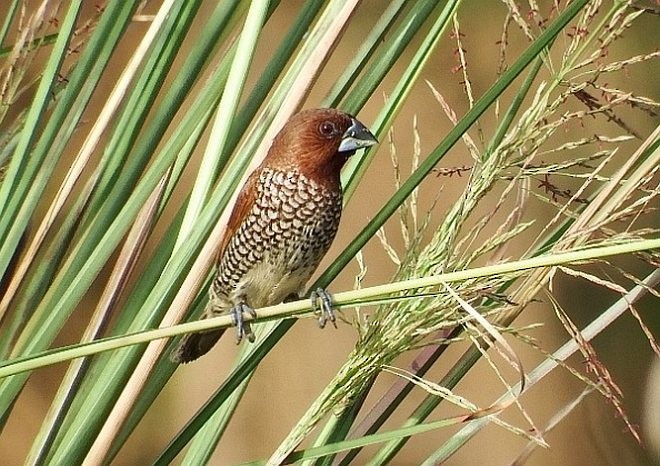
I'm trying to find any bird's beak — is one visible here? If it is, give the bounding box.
[338,118,378,153]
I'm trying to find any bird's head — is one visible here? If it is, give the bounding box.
[266,108,378,188]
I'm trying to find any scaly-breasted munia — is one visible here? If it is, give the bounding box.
[171,108,377,363]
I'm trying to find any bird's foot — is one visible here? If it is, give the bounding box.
[310,288,337,329]
[230,302,256,343]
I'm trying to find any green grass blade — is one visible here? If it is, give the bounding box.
[0,1,83,274]
[222,1,324,162]
[23,3,204,463]
[322,0,408,108]
[178,0,269,243]
[340,0,449,115]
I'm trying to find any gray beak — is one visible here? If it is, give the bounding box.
[338,118,378,153]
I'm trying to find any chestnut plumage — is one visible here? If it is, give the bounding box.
[171,108,377,363]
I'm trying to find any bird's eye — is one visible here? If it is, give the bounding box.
[318,121,337,138]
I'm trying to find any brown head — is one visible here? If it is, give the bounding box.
[264,108,378,189]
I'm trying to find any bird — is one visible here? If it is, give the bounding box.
[171,108,378,363]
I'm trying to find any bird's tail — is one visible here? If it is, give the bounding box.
[170,328,225,363]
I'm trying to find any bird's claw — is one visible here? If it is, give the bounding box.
[230,302,256,343]
[310,288,337,329]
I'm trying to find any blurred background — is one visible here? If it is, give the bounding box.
[1,1,658,464]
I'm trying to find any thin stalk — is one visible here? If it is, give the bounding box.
[1,237,657,378]
[177,0,269,246]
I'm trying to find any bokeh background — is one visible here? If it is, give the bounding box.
[1,1,658,465]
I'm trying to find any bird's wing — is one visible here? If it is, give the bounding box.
[216,168,260,264]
